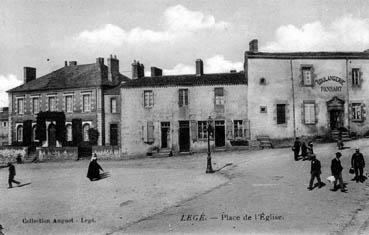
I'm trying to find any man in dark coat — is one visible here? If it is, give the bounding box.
[331,152,347,192]
[307,155,323,190]
[351,148,365,182]
[87,154,104,181]
[8,162,21,188]
[301,142,308,160]
[292,137,301,161]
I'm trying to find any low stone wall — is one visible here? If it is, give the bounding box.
[92,146,121,160]
[37,147,78,161]
[0,146,27,166]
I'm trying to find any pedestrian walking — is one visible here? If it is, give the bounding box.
[351,148,365,182]
[301,142,308,160]
[330,152,347,192]
[307,155,323,190]
[308,141,314,154]
[8,162,21,189]
[292,137,301,161]
[87,153,104,181]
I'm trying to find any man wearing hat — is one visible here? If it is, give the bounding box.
[7,162,21,188]
[331,152,347,192]
[351,148,365,182]
[307,155,323,190]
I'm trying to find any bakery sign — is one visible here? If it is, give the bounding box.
[315,76,345,92]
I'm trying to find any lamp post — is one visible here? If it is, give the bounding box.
[206,116,214,173]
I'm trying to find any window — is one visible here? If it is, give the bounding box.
[144,90,154,108]
[17,98,24,114]
[198,121,208,139]
[32,97,39,114]
[83,123,90,141]
[215,87,224,105]
[304,103,316,124]
[179,89,188,107]
[82,94,91,112]
[2,122,6,127]
[276,104,286,124]
[111,98,117,113]
[352,103,363,121]
[66,124,72,142]
[234,120,243,138]
[352,68,361,86]
[302,67,313,86]
[48,96,56,111]
[260,106,267,113]
[17,125,23,142]
[65,95,73,113]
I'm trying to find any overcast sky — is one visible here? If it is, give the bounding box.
[1,0,369,106]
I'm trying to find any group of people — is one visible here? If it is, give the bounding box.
[292,137,314,161]
[293,138,366,192]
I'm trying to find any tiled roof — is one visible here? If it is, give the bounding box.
[8,63,129,93]
[245,51,369,60]
[121,72,246,88]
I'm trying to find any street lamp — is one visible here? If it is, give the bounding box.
[206,116,214,173]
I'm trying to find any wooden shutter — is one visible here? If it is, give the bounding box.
[226,119,233,140]
[185,89,188,105]
[143,123,147,142]
[147,121,154,142]
[360,71,363,86]
[191,120,197,141]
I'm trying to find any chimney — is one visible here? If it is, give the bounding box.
[151,67,162,77]
[23,67,36,83]
[69,61,77,66]
[196,59,203,76]
[96,57,104,65]
[64,61,68,67]
[230,69,237,73]
[249,39,258,52]
[108,55,119,82]
[131,60,145,79]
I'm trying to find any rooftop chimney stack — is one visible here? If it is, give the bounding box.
[69,61,77,66]
[64,61,68,67]
[132,60,145,79]
[249,39,258,52]
[151,67,162,77]
[23,67,36,84]
[196,59,203,76]
[96,57,104,65]
[108,55,119,82]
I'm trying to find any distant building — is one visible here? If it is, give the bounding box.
[0,107,9,146]
[7,55,128,147]
[121,60,248,156]
[245,39,369,140]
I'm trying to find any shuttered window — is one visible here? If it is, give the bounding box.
[352,68,361,86]
[234,120,243,138]
[147,121,154,142]
[304,103,316,124]
[352,103,363,121]
[276,104,286,124]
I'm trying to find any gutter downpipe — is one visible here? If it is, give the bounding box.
[290,58,296,138]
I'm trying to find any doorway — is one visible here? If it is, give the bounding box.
[48,123,56,147]
[215,120,225,147]
[329,110,343,130]
[110,124,118,146]
[178,121,190,152]
[161,122,170,148]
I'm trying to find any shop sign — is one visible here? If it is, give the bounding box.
[316,76,345,92]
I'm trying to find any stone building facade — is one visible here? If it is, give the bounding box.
[7,55,128,147]
[245,39,369,140]
[121,60,248,156]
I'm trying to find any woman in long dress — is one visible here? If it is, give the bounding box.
[87,154,104,181]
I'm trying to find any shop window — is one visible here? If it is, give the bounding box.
[234,120,243,138]
[198,121,208,139]
[215,87,224,105]
[304,103,316,124]
[352,103,363,121]
[302,66,313,86]
[178,89,188,107]
[144,90,154,108]
[352,68,361,87]
[276,104,286,124]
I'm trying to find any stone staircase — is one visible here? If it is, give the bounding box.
[150,149,173,158]
[257,135,273,149]
[331,130,351,141]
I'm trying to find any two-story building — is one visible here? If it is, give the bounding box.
[245,39,369,141]
[121,60,248,156]
[7,55,128,147]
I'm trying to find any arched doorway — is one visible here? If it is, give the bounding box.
[48,123,57,147]
[327,97,344,130]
